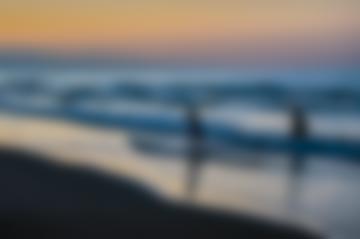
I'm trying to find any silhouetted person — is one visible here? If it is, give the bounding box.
[185,104,205,199]
[287,104,308,217]
[291,105,307,139]
[290,105,308,174]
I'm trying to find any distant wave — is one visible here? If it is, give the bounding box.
[0,68,359,114]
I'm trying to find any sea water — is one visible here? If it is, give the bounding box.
[0,66,359,238]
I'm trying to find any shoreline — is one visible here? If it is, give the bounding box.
[1,113,360,238]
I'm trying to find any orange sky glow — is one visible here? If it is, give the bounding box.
[0,1,359,65]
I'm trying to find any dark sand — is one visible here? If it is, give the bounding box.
[0,148,320,239]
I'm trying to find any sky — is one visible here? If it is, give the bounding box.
[0,0,359,66]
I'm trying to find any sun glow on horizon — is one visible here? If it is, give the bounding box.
[0,0,359,65]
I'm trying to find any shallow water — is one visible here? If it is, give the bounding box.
[0,66,359,238]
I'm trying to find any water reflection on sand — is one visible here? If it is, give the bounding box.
[0,114,359,239]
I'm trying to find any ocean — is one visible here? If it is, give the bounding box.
[0,66,359,138]
[0,66,359,238]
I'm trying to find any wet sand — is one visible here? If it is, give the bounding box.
[0,113,359,238]
[0,114,290,216]
[0,114,321,239]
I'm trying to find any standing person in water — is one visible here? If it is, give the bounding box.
[287,104,308,217]
[185,104,205,200]
[291,105,308,139]
[290,104,308,174]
